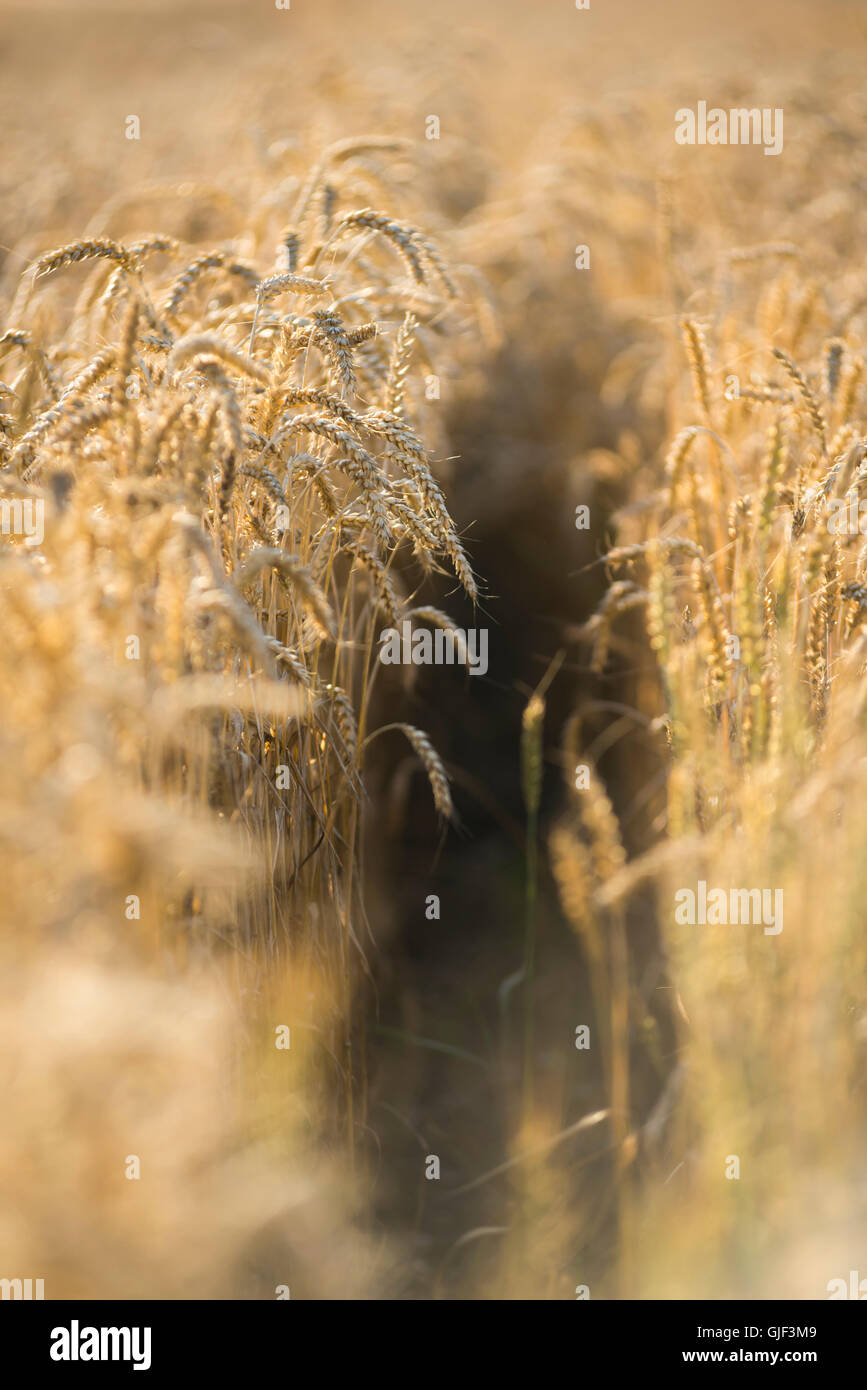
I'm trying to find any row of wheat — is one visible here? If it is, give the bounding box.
[0,139,478,1296]
[550,240,867,1296]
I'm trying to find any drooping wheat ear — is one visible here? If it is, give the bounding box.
[128,234,180,264]
[261,634,311,686]
[234,548,336,641]
[278,387,360,427]
[162,252,259,322]
[371,438,475,597]
[256,272,331,304]
[200,360,243,454]
[385,312,417,418]
[581,581,649,673]
[291,136,412,228]
[285,453,340,518]
[772,348,827,453]
[96,263,132,320]
[389,475,441,541]
[0,329,33,358]
[51,349,117,411]
[0,331,59,400]
[387,499,436,552]
[411,229,459,299]
[324,685,358,764]
[605,537,704,568]
[311,473,341,517]
[276,415,391,548]
[343,540,402,624]
[362,408,428,463]
[186,575,278,672]
[32,238,135,279]
[405,607,471,668]
[238,462,289,510]
[375,723,452,821]
[346,323,377,347]
[444,529,479,604]
[11,348,117,467]
[165,334,269,385]
[41,355,62,402]
[330,209,428,284]
[54,392,115,444]
[308,309,357,396]
[140,396,189,473]
[681,319,713,419]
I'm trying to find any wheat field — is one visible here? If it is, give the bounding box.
[1,0,866,1303]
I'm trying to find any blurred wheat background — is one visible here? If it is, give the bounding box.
[1,0,866,1300]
